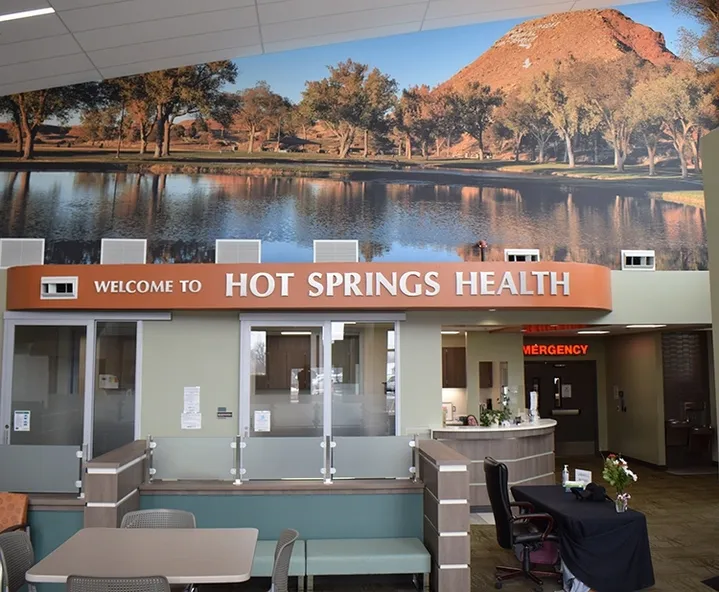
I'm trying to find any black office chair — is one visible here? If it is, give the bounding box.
[484,457,561,592]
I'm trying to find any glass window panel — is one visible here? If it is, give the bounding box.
[331,322,396,437]
[93,322,137,457]
[11,325,86,445]
[250,326,323,437]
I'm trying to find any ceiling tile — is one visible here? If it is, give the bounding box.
[88,26,262,68]
[0,13,68,45]
[98,44,262,79]
[74,6,258,52]
[59,0,254,32]
[0,0,51,15]
[259,0,423,26]
[0,34,82,67]
[264,21,421,54]
[261,3,427,44]
[49,0,130,9]
[422,1,574,30]
[0,68,99,95]
[426,0,569,21]
[0,52,96,85]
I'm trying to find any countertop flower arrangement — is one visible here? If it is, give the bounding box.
[602,454,638,512]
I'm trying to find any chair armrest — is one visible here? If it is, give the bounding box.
[510,501,534,514]
[0,523,28,534]
[513,513,554,539]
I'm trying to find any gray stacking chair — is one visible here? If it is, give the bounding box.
[66,576,171,592]
[120,509,196,529]
[0,530,35,592]
[272,529,299,592]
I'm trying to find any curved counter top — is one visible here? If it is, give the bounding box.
[433,419,556,509]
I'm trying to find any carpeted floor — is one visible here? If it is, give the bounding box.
[204,457,719,591]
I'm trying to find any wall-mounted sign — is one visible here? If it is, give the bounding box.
[523,344,590,356]
[7,262,612,312]
[522,324,590,333]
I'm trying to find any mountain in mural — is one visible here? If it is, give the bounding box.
[440,8,681,93]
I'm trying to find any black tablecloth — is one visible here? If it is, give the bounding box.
[511,485,655,592]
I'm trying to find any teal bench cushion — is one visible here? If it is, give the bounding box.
[252,540,306,577]
[306,538,430,576]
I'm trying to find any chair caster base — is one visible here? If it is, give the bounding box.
[494,581,502,590]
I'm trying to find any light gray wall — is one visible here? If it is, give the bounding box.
[0,269,6,389]
[141,312,240,437]
[702,129,719,466]
[397,312,442,436]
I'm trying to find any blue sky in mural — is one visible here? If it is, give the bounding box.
[228,0,696,102]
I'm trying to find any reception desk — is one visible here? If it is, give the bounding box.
[432,419,557,509]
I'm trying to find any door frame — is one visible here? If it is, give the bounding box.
[238,312,405,438]
[1,311,170,458]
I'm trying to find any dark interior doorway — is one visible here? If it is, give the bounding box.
[525,361,599,456]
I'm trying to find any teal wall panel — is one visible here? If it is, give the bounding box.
[141,493,423,540]
[28,509,84,592]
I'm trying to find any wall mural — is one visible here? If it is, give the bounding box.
[0,1,716,269]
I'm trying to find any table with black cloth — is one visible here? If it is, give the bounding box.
[511,485,655,592]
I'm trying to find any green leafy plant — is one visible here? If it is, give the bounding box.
[602,454,638,495]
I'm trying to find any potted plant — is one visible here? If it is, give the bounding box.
[602,454,638,512]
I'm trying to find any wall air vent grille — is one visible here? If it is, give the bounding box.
[40,276,78,300]
[100,239,147,264]
[621,250,655,271]
[313,240,359,263]
[0,238,45,267]
[215,240,261,264]
[504,248,540,263]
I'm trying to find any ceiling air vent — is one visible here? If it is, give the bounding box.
[0,238,44,268]
[40,276,78,300]
[313,240,359,263]
[215,239,261,264]
[504,248,540,263]
[621,250,655,271]
[100,239,147,264]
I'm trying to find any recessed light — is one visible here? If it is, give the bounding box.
[626,324,666,329]
[281,331,312,336]
[577,330,609,335]
[0,7,55,23]
[488,309,497,312]
[442,331,460,335]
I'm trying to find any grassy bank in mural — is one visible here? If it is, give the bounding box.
[0,4,715,269]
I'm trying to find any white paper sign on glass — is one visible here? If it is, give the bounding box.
[575,469,592,484]
[13,410,30,432]
[254,410,271,432]
[183,386,200,413]
[561,384,572,398]
[181,412,202,430]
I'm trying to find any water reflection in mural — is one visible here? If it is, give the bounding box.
[0,171,706,270]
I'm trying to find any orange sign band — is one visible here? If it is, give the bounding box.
[6,262,612,311]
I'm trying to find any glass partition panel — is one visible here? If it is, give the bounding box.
[243,437,323,480]
[152,437,234,480]
[331,322,396,436]
[10,325,86,445]
[93,322,137,457]
[0,445,80,493]
[333,436,413,479]
[250,326,324,437]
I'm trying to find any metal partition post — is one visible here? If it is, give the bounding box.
[410,434,419,482]
[146,435,156,483]
[231,434,245,485]
[322,435,335,484]
[75,444,88,499]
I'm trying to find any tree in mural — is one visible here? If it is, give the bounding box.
[0,96,23,156]
[302,60,396,158]
[2,83,100,159]
[455,81,504,159]
[234,82,277,152]
[395,85,437,159]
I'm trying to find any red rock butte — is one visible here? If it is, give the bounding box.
[440,8,681,93]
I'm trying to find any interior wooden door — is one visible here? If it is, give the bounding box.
[442,347,467,388]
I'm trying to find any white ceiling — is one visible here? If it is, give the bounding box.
[0,0,651,96]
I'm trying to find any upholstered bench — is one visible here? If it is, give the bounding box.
[252,539,307,591]
[305,538,431,591]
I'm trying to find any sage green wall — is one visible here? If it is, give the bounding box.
[398,312,442,436]
[465,332,524,418]
[524,337,607,450]
[0,269,6,389]
[141,312,240,437]
[701,130,719,467]
[605,332,665,465]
